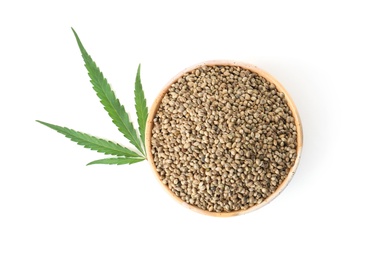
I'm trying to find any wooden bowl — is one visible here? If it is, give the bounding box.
[145,60,303,217]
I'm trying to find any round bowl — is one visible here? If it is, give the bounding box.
[145,60,303,217]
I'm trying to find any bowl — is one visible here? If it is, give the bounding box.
[145,60,302,217]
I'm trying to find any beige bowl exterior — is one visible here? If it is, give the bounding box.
[145,60,303,217]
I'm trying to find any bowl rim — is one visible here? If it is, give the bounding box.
[145,60,303,217]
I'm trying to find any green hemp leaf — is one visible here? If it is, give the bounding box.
[37,28,148,165]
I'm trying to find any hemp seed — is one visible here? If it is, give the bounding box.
[151,65,298,213]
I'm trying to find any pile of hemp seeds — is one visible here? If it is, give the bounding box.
[151,65,298,213]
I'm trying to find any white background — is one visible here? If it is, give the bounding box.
[1,0,387,259]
